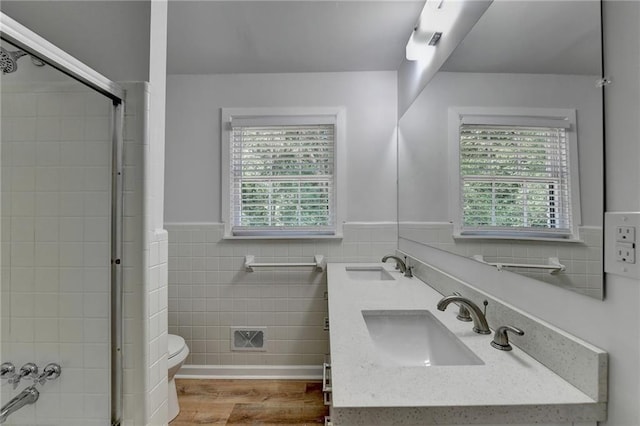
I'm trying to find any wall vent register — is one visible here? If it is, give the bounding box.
[231,328,267,351]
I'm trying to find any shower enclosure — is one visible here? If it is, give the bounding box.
[1,13,124,425]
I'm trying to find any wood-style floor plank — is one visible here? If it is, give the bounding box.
[171,379,328,425]
[227,403,327,424]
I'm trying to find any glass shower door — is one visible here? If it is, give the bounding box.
[1,37,115,425]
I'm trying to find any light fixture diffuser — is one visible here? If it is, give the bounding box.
[428,32,443,46]
[405,0,452,61]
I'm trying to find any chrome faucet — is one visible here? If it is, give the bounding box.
[0,363,15,380]
[34,363,61,385]
[9,363,38,389]
[436,295,491,334]
[381,255,413,277]
[0,385,39,424]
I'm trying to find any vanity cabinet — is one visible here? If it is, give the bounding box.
[326,262,606,426]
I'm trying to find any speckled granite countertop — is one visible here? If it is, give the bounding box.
[327,263,604,424]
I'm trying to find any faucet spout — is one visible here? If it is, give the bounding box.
[437,295,491,334]
[381,255,413,277]
[0,385,39,424]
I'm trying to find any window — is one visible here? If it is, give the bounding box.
[222,108,345,238]
[449,108,580,239]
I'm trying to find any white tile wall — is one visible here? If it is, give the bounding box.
[118,85,143,426]
[1,82,112,425]
[399,222,603,297]
[119,83,169,426]
[165,222,397,367]
[119,83,147,426]
[146,230,168,425]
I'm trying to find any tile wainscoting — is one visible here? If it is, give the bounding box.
[399,223,603,297]
[165,222,396,369]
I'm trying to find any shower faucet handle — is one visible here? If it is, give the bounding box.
[0,362,15,379]
[34,363,61,385]
[19,363,38,378]
[10,363,38,389]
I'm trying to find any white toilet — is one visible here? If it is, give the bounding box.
[168,334,189,421]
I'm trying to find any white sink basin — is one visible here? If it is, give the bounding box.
[345,266,395,281]
[362,310,484,367]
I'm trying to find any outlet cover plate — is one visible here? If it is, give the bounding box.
[605,212,640,278]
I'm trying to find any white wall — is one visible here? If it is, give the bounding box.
[398,72,603,225]
[148,0,168,233]
[604,1,640,211]
[398,1,640,425]
[0,1,151,83]
[164,72,398,223]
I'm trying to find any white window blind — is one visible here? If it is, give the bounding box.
[230,122,336,236]
[459,123,572,236]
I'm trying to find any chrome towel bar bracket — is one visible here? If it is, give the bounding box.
[244,254,326,272]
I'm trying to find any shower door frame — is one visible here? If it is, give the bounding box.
[1,12,126,426]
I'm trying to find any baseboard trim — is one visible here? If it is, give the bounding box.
[175,364,323,380]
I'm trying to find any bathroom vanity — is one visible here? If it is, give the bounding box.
[325,261,607,425]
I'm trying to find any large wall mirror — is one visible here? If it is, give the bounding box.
[398,1,605,299]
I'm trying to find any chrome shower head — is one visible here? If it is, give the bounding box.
[1,46,28,74]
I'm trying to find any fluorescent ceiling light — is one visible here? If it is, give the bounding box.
[406,0,458,61]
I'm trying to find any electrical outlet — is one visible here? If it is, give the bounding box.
[616,226,636,242]
[616,242,635,264]
[605,212,640,278]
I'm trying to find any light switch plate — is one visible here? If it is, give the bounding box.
[605,212,640,278]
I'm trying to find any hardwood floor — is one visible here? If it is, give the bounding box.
[170,379,329,425]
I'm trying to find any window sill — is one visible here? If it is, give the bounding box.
[223,234,344,241]
[453,233,584,244]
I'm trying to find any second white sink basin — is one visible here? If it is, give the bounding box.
[362,310,484,367]
[345,266,395,281]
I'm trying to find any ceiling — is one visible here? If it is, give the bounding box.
[441,1,602,75]
[166,1,425,74]
[166,0,602,76]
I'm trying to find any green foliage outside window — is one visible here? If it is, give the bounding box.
[460,125,567,231]
[234,125,334,229]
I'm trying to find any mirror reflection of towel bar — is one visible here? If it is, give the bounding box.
[244,255,326,272]
[472,255,565,274]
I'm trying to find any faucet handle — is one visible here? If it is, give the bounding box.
[491,325,524,351]
[404,265,413,278]
[34,363,61,385]
[19,363,38,378]
[10,363,38,389]
[1,362,15,379]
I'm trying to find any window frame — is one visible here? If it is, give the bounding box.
[448,107,581,241]
[221,107,346,239]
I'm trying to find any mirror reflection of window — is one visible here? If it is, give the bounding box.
[397,0,604,299]
[450,108,580,240]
